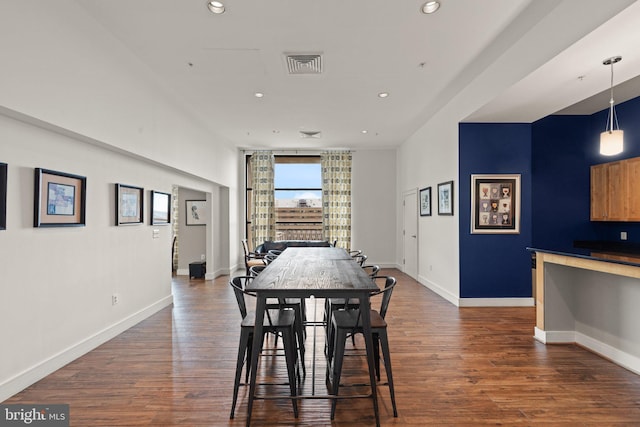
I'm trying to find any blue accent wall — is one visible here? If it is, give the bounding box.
[459,123,533,298]
[531,115,595,251]
[459,95,640,299]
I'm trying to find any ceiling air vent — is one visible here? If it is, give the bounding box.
[286,54,323,75]
[300,130,322,139]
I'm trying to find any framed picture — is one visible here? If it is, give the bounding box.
[471,174,520,234]
[116,183,144,226]
[437,180,454,216]
[150,191,171,225]
[34,168,86,227]
[185,200,206,226]
[0,163,7,230]
[419,187,431,217]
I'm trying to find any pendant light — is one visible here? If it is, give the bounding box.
[600,56,623,156]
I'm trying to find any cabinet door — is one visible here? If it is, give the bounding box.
[626,157,640,220]
[590,164,607,220]
[606,161,627,221]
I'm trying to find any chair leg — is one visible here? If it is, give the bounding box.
[330,327,347,420]
[245,333,253,384]
[373,333,381,381]
[282,327,299,418]
[230,328,251,419]
[292,304,306,379]
[378,329,398,417]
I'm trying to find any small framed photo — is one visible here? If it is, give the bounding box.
[150,190,171,225]
[34,168,87,227]
[419,187,431,217]
[0,163,7,230]
[185,200,206,226]
[437,180,454,216]
[116,183,144,226]
[471,174,520,234]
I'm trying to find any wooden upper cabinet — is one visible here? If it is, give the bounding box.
[590,156,639,222]
[627,157,640,220]
[590,163,607,220]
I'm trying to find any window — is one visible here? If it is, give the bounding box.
[246,155,323,244]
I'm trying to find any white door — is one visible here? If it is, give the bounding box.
[403,189,418,280]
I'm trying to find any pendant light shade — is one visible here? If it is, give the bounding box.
[600,129,624,156]
[599,56,623,156]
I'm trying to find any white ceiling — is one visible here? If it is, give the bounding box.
[76,0,640,150]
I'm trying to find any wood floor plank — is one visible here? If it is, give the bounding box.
[4,268,640,425]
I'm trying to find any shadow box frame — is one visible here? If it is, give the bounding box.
[150,190,171,225]
[437,180,454,216]
[419,186,432,217]
[0,163,7,230]
[471,173,521,234]
[185,200,206,226]
[34,168,87,228]
[116,183,144,226]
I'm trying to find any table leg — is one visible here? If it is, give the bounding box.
[247,294,267,427]
[359,296,380,427]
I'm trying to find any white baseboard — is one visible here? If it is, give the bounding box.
[576,332,640,375]
[0,295,174,402]
[417,275,459,306]
[534,327,640,376]
[176,268,189,276]
[459,297,534,307]
[206,267,231,280]
[534,327,575,344]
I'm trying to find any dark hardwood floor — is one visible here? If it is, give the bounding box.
[5,269,640,425]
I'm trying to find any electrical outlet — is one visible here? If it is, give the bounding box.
[621,231,628,240]
[201,254,206,261]
[112,294,119,306]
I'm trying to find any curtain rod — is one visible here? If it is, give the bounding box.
[242,149,354,155]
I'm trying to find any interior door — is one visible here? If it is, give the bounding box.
[403,189,418,280]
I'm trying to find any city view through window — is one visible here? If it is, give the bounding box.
[274,162,323,240]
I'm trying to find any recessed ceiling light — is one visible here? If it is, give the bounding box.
[207,1,225,14]
[421,1,440,14]
[361,130,368,134]
[378,92,389,98]
[254,92,264,98]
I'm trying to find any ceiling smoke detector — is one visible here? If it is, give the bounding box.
[286,54,323,75]
[300,130,322,139]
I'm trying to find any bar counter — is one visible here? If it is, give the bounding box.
[527,247,640,375]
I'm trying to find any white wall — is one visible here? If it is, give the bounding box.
[0,114,233,400]
[176,188,207,274]
[351,150,397,268]
[0,2,239,400]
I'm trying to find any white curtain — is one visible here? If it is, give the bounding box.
[249,151,276,250]
[321,151,352,249]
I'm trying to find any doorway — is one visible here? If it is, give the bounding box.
[403,189,418,280]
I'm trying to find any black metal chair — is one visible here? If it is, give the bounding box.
[323,264,379,346]
[248,264,307,375]
[229,276,299,419]
[327,276,398,419]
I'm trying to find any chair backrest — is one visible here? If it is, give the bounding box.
[353,254,367,266]
[229,276,255,319]
[371,276,396,319]
[241,239,250,257]
[362,264,380,278]
[249,265,267,276]
[264,251,281,264]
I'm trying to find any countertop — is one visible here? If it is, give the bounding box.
[527,247,640,268]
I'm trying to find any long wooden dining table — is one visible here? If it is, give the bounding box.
[244,246,381,426]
